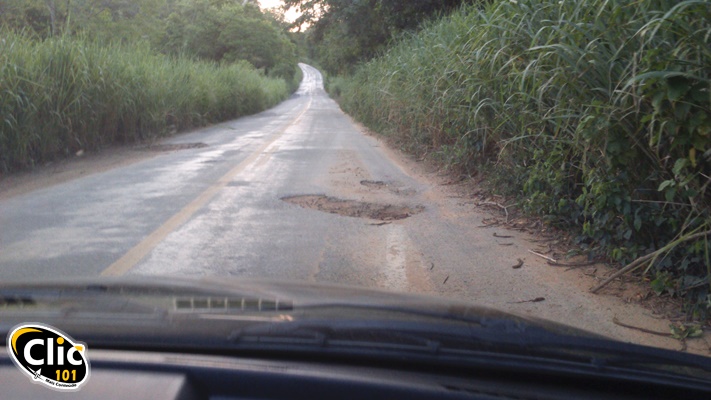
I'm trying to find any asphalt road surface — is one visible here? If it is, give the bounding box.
[0,64,433,287]
[1,64,707,354]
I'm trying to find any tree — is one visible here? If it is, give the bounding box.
[283,0,474,74]
[0,0,56,36]
[159,0,297,78]
[0,0,170,42]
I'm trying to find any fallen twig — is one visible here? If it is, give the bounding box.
[443,276,449,285]
[478,201,511,223]
[493,232,513,238]
[508,297,545,304]
[583,268,598,277]
[547,260,598,268]
[477,218,500,228]
[498,243,514,246]
[369,221,391,226]
[528,249,557,264]
[591,229,711,294]
[612,317,671,337]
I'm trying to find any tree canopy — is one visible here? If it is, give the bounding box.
[283,0,474,74]
[160,0,297,77]
[0,0,298,79]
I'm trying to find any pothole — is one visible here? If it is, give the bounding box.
[360,180,416,196]
[360,180,387,189]
[282,195,423,221]
[139,142,208,152]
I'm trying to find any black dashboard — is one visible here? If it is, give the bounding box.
[1,347,706,400]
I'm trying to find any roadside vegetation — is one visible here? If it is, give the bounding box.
[284,0,468,75]
[296,0,711,317]
[0,0,301,172]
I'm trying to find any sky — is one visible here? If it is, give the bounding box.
[258,0,301,23]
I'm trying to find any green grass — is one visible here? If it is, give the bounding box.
[0,32,292,172]
[334,0,711,316]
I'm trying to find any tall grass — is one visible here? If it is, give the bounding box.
[0,32,291,172]
[335,0,711,314]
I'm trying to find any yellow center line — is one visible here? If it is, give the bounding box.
[101,98,312,277]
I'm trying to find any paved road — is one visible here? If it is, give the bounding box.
[1,64,708,353]
[0,64,430,288]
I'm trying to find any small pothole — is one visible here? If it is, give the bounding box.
[139,142,208,152]
[282,195,423,221]
[360,180,387,189]
[360,179,416,196]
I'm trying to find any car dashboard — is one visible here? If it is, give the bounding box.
[2,347,707,400]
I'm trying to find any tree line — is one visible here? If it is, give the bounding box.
[0,0,301,172]
[283,0,474,75]
[0,0,299,80]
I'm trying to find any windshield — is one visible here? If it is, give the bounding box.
[0,0,709,370]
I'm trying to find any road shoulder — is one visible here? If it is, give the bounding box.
[0,146,156,201]
[348,117,711,357]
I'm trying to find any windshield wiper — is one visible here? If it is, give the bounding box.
[228,320,446,354]
[222,318,711,376]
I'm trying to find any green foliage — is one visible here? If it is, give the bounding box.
[285,0,473,75]
[334,0,711,316]
[0,0,302,172]
[670,323,704,340]
[159,0,298,80]
[0,0,170,43]
[0,31,291,172]
[0,0,301,82]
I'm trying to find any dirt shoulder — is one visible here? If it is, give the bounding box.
[0,146,156,201]
[355,121,711,357]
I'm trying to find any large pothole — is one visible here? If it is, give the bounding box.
[282,195,423,221]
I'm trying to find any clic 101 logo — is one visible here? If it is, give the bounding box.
[7,323,90,391]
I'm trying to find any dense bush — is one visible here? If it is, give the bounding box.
[160,0,299,81]
[335,0,711,316]
[0,32,291,172]
[285,0,476,75]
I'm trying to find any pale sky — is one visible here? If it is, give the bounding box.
[258,0,301,23]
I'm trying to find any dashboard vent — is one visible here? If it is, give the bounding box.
[174,297,293,312]
[0,296,36,308]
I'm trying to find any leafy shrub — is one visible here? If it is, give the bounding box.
[0,32,290,172]
[335,0,711,316]
[159,0,297,75]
